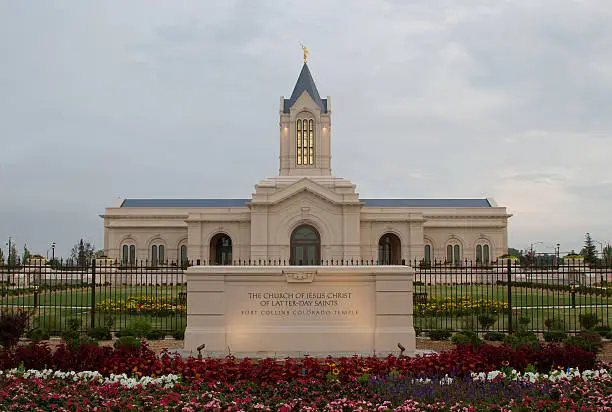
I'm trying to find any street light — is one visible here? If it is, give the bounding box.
[6,236,13,265]
[530,241,543,254]
[51,242,56,261]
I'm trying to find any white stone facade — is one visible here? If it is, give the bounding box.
[102,63,510,265]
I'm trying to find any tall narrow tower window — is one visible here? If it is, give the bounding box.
[296,118,314,166]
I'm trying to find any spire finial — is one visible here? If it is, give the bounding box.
[300,44,309,64]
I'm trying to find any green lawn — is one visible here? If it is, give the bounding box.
[3,283,610,334]
[2,285,185,307]
[2,284,186,334]
[414,284,612,307]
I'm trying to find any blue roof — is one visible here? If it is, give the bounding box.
[361,199,491,208]
[120,199,250,208]
[284,63,327,113]
[120,198,491,208]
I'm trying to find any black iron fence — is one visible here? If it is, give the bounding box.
[412,259,611,333]
[0,260,186,335]
[1,259,610,335]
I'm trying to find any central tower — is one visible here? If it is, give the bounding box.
[279,63,332,176]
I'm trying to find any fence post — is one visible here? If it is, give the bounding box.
[91,259,96,328]
[507,259,513,334]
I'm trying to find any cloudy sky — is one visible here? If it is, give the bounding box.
[1,0,611,259]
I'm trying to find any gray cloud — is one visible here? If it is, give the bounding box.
[1,0,611,257]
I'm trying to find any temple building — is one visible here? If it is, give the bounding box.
[102,61,510,266]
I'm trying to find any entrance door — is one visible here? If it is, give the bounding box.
[290,225,320,265]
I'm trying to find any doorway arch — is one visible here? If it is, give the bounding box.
[290,225,320,265]
[379,233,401,265]
[210,233,232,265]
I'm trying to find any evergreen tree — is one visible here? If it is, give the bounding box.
[70,238,95,267]
[603,244,612,267]
[0,247,4,264]
[8,243,19,266]
[22,244,31,265]
[580,232,598,265]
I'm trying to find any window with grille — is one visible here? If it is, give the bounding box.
[296,119,314,165]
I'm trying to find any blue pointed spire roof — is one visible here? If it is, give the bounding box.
[283,63,327,113]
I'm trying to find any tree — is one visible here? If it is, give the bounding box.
[70,238,95,267]
[22,244,31,265]
[580,232,598,265]
[0,247,4,264]
[93,249,107,259]
[8,243,19,266]
[603,244,612,267]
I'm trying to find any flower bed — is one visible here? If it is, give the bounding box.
[96,296,185,316]
[0,342,609,410]
[1,365,610,410]
[416,296,508,316]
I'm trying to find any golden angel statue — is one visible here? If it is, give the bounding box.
[301,44,309,63]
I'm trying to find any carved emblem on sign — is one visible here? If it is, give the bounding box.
[283,270,316,283]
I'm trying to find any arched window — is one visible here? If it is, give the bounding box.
[180,245,188,265]
[150,244,165,266]
[296,118,314,166]
[379,233,401,265]
[122,244,136,266]
[447,243,461,265]
[210,234,232,265]
[424,244,432,265]
[476,244,490,265]
[290,225,320,265]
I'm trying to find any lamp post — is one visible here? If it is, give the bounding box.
[6,236,13,266]
[529,241,543,266]
[556,243,560,268]
[51,242,56,261]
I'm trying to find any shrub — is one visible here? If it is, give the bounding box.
[26,328,50,342]
[517,316,531,331]
[145,329,166,340]
[543,330,568,342]
[606,331,612,340]
[172,327,185,340]
[544,318,565,331]
[564,334,602,354]
[451,331,482,346]
[129,318,153,338]
[114,336,141,350]
[578,313,600,330]
[429,329,451,341]
[483,331,505,341]
[592,325,611,337]
[0,309,32,350]
[503,331,539,350]
[87,326,112,341]
[115,328,136,338]
[477,313,497,330]
[61,318,90,349]
[414,326,422,337]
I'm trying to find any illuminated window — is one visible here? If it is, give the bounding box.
[296,118,314,165]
